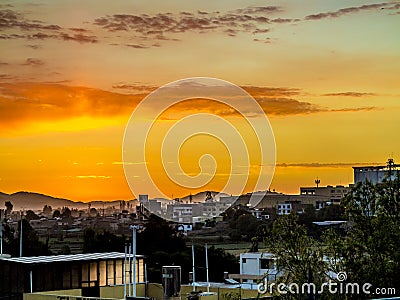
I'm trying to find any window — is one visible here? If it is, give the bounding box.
[107,260,115,285]
[116,260,123,284]
[99,261,106,286]
[260,259,273,269]
[242,258,247,264]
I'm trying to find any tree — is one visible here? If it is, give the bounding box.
[52,209,61,218]
[3,219,51,257]
[336,175,400,290]
[83,228,125,253]
[268,213,330,299]
[5,201,13,217]
[62,207,71,218]
[89,207,98,217]
[43,205,52,215]
[25,210,40,221]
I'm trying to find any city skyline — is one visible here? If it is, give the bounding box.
[1,0,400,201]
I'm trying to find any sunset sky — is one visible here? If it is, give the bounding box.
[1,0,400,201]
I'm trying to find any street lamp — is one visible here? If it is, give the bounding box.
[129,225,139,297]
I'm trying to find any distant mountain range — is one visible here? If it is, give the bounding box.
[0,190,230,212]
[0,191,134,211]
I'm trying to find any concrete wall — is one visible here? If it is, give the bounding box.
[100,283,146,298]
[23,289,81,300]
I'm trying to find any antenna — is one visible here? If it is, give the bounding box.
[315,177,320,188]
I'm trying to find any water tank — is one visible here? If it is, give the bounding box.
[162,266,181,299]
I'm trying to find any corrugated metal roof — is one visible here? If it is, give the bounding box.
[0,252,144,264]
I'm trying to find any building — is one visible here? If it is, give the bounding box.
[229,252,282,286]
[166,203,200,223]
[0,252,145,299]
[353,160,399,185]
[300,185,351,205]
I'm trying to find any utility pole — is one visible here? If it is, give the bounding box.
[20,210,23,257]
[192,242,196,291]
[130,225,139,297]
[205,244,210,293]
[0,209,3,255]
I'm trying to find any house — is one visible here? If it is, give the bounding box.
[0,252,145,299]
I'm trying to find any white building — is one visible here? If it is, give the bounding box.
[229,252,281,286]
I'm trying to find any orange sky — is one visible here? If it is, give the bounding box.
[0,1,399,201]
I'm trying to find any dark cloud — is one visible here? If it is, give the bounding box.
[93,6,283,41]
[242,86,301,97]
[26,44,41,49]
[0,9,61,31]
[112,83,157,92]
[257,97,322,115]
[28,32,58,40]
[21,58,44,66]
[60,33,97,43]
[68,27,90,33]
[125,44,148,49]
[323,92,376,97]
[0,8,98,44]
[0,74,15,80]
[253,37,272,44]
[252,28,270,34]
[233,6,282,14]
[305,2,397,20]
[271,18,299,23]
[0,33,25,39]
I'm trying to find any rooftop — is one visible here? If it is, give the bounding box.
[0,252,144,264]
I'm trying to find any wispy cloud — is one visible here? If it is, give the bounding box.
[60,33,97,43]
[0,8,98,44]
[276,162,382,168]
[92,6,284,46]
[75,175,112,179]
[323,92,376,97]
[305,2,399,20]
[21,58,44,66]
[112,161,147,165]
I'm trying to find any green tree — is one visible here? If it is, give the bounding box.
[337,175,400,291]
[268,213,332,299]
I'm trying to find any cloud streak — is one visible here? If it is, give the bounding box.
[276,162,382,168]
[0,8,98,44]
[323,92,376,97]
[305,2,400,20]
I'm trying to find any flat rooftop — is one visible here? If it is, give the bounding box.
[0,252,144,264]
